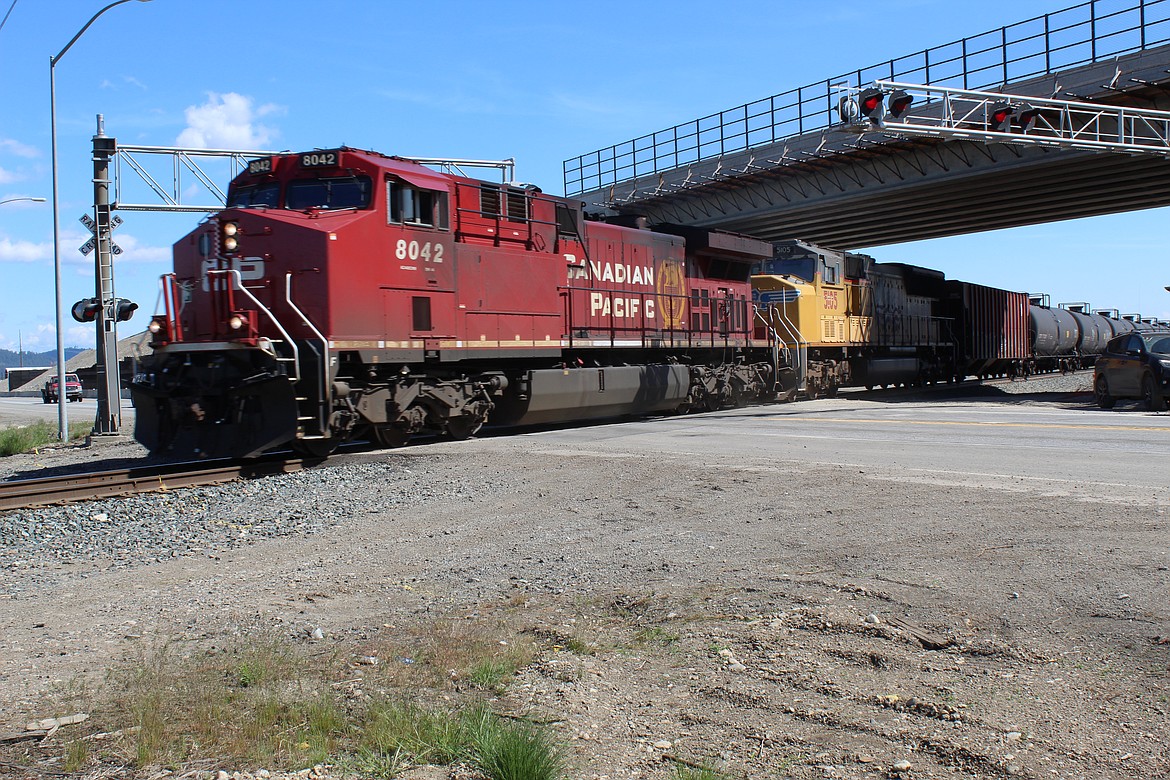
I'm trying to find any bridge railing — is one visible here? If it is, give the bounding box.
[563,0,1170,198]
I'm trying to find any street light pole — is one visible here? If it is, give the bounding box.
[0,197,47,206]
[49,0,152,443]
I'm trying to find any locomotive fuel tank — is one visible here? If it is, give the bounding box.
[853,357,921,387]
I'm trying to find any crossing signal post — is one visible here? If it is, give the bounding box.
[89,116,126,437]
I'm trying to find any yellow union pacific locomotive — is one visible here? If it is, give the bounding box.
[752,239,968,397]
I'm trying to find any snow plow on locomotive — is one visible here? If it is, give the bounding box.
[131,148,783,459]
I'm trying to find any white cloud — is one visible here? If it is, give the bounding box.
[0,138,39,158]
[0,166,20,184]
[176,92,282,149]
[110,232,170,263]
[4,322,57,352]
[0,233,50,263]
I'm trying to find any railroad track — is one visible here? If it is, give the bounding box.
[0,455,321,512]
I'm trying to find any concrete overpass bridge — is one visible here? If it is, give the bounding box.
[563,0,1170,249]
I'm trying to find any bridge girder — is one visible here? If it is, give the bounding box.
[577,42,1170,250]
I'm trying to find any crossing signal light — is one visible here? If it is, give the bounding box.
[71,298,100,323]
[887,89,914,119]
[113,298,138,322]
[858,88,885,125]
[988,102,1014,132]
[1014,103,1040,132]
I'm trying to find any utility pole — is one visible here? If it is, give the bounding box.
[92,115,122,435]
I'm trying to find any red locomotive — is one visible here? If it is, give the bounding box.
[131,148,780,458]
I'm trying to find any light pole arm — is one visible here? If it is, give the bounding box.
[51,0,139,65]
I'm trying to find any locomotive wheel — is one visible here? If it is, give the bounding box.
[1142,375,1166,412]
[1094,376,1116,409]
[291,437,339,458]
[371,424,409,448]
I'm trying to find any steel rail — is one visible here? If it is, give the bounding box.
[0,456,317,512]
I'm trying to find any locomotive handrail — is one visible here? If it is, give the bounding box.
[285,273,330,438]
[207,268,301,382]
[758,302,808,392]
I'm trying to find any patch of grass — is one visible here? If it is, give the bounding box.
[633,626,680,646]
[471,711,567,780]
[344,747,407,779]
[62,739,89,773]
[362,701,567,779]
[361,699,473,765]
[468,657,519,691]
[0,420,90,456]
[102,637,346,769]
[673,765,730,780]
[51,619,566,776]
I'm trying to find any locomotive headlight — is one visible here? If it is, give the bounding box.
[228,314,246,330]
[221,221,240,253]
[148,318,163,334]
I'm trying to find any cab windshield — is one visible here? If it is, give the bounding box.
[286,176,372,210]
[226,182,280,208]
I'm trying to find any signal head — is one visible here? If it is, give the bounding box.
[1013,103,1041,133]
[887,89,914,119]
[988,102,1014,133]
[114,298,138,322]
[858,87,885,125]
[71,298,100,323]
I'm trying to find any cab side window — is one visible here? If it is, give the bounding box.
[387,179,449,229]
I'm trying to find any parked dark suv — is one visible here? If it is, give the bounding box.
[1094,331,1170,411]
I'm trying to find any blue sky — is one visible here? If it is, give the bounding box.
[1,0,1167,353]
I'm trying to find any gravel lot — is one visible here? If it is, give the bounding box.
[2,373,1168,779]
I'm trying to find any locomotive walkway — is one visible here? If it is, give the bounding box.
[564,0,1170,248]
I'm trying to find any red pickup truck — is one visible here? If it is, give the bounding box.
[42,373,83,403]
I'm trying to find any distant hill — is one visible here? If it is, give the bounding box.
[0,347,85,371]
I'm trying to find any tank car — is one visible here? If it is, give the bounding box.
[131,148,781,458]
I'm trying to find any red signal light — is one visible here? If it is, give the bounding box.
[71,298,100,323]
[1014,104,1040,133]
[989,103,1013,132]
[887,90,914,119]
[858,88,885,125]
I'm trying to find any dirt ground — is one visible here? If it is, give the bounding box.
[0,416,1168,779]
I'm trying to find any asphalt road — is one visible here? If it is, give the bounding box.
[513,396,1170,503]
[0,396,136,429]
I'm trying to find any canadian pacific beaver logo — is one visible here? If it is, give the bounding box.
[656,260,686,329]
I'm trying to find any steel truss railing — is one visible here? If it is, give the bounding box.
[563,0,1170,197]
[871,81,1170,154]
[113,145,276,212]
[111,146,518,213]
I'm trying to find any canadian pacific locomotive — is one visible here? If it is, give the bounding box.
[131,148,1161,459]
[131,148,781,458]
